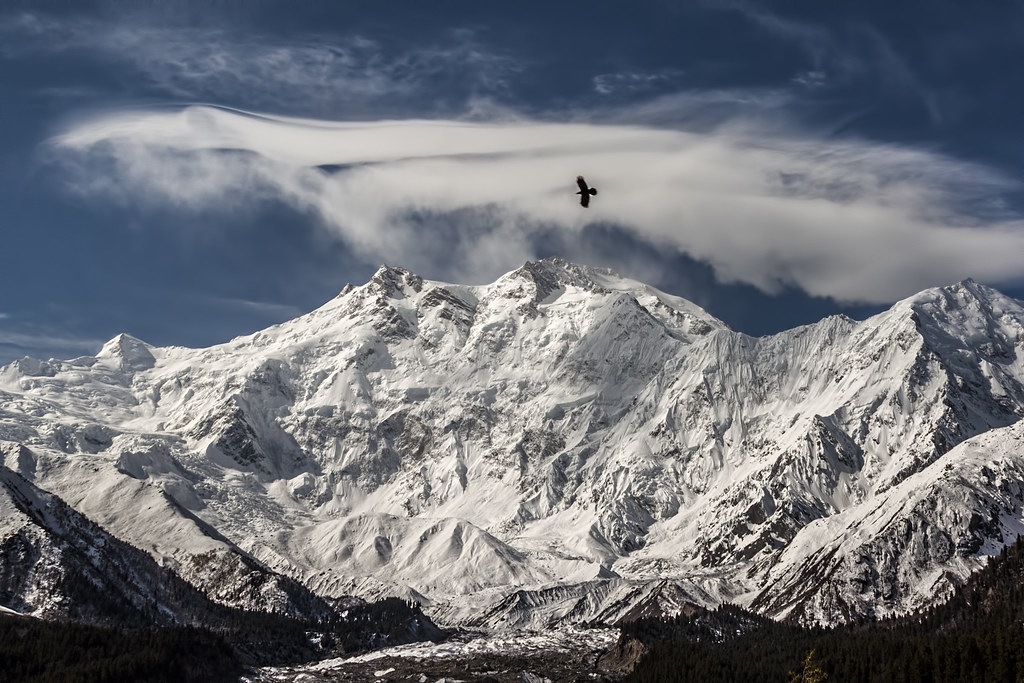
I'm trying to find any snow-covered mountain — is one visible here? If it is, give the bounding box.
[2,257,1023,627]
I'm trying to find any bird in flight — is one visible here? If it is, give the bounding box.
[576,176,598,208]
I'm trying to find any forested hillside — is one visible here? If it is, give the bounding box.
[624,537,1024,682]
[0,597,441,683]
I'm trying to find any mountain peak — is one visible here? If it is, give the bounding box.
[947,277,988,298]
[902,277,1021,321]
[517,257,616,292]
[96,333,156,371]
[370,264,424,298]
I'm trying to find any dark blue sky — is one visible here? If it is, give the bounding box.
[3,1,1024,363]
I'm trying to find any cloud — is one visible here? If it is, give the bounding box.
[1,13,521,116]
[0,327,105,364]
[716,2,942,120]
[592,88,799,133]
[791,70,827,89]
[48,104,1024,303]
[203,295,305,319]
[593,69,686,96]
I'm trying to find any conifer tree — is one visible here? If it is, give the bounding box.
[787,649,827,683]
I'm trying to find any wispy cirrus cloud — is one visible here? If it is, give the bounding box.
[1,13,522,116]
[0,326,105,364]
[791,70,828,89]
[203,295,305,320]
[48,104,1024,303]
[714,1,942,120]
[593,69,686,96]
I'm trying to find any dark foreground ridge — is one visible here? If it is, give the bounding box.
[0,613,240,683]
[0,597,442,683]
[622,535,1024,682]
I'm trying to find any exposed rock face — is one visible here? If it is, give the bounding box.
[2,259,1024,627]
[597,635,649,676]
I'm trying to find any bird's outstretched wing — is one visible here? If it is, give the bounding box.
[576,175,590,193]
[579,191,591,208]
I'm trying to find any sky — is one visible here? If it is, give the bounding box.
[3,1,1024,364]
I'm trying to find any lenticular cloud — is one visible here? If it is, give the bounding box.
[51,104,1024,303]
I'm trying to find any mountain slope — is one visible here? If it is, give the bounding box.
[0,462,260,625]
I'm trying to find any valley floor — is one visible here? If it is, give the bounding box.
[251,626,621,683]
